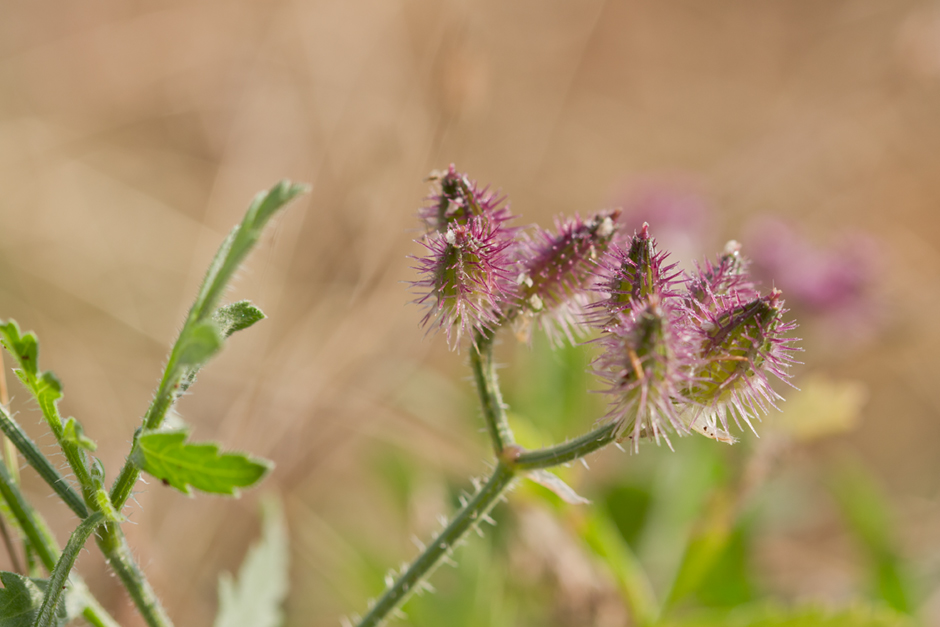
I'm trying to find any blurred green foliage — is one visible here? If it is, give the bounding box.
[332,333,920,627]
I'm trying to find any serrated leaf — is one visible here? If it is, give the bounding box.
[214,499,288,627]
[62,418,96,452]
[176,322,224,368]
[214,301,265,338]
[0,321,38,378]
[132,430,271,496]
[0,572,70,627]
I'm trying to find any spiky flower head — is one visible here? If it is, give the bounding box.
[685,240,759,313]
[682,288,799,437]
[420,164,514,234]
[412,215,517,348]
[592,296,692,451]
[590,223,681,331]
[513,209,620,345]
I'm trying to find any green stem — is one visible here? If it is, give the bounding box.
[0,406,88,519]
[34,512,106,627]
[355,463,516,627]
[353,322,624,627]
[470,329,515,454]
[96,523,174,627]
[110,181,307,512]
[0,459,120,627]
[514,422,618,471]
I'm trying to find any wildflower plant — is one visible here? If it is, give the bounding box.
[355,166,800,626]
[0,181,307,626]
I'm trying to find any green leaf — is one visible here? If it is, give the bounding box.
[0,572,70,627]
[214,499,289,627]
[0,321,38,378]
[189,181,309,325]
[525,469,589,505]
[580,511,658,626]
[0,321,64,419]
[829,461,913,614]
[658,602,914,627]
[664,491,735,610]
[176,321,224,368]
[131,430,271,496]
[62,418,96,452]
[245,180,310,231]
[214,301,265,338]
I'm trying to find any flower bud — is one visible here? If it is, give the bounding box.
[591,223,680,330]
[684,288,799,435]
[412,215,517,348]
[514,209,620,344]
[421,165,514,234]
[685,240,758,312]
[592,297,691,451]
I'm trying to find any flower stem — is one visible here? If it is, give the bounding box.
[34,512,106,627]
[355,463,516,627]
[470,328,515,454]
[513,422,618,471]
[354,327,622,626]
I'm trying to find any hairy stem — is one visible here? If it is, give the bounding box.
[96,523,175,627]
[0,351,19,486]
[35,512,106,627]
[0,406,88,519]
[514,421,618,471]
[0,460,120,627]
[470,328,515,454]
[110,181,307,512]
[353,326,623,626]
[355,463,515,627]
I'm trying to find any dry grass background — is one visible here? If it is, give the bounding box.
[2,1,940,625]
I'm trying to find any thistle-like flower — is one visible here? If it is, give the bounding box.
[513,209,620,345]
[412,216,517,348]
[592,296,691,451]
[420,164,514,234]
[682,288,800,436]
[684,240,759,313]
[590,223,680,331]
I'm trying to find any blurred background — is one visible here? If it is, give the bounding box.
[1,0,939,625]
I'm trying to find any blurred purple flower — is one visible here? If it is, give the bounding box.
[745,218,877,316]
[610,177,713,265]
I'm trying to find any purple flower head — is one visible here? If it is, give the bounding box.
[590,223,681,331]
[684,240,759,314]
[683,288,800,437]
[513,209,621,345]
[412,215,517,349]
[592,296,692,452]
[420,165,514,235]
